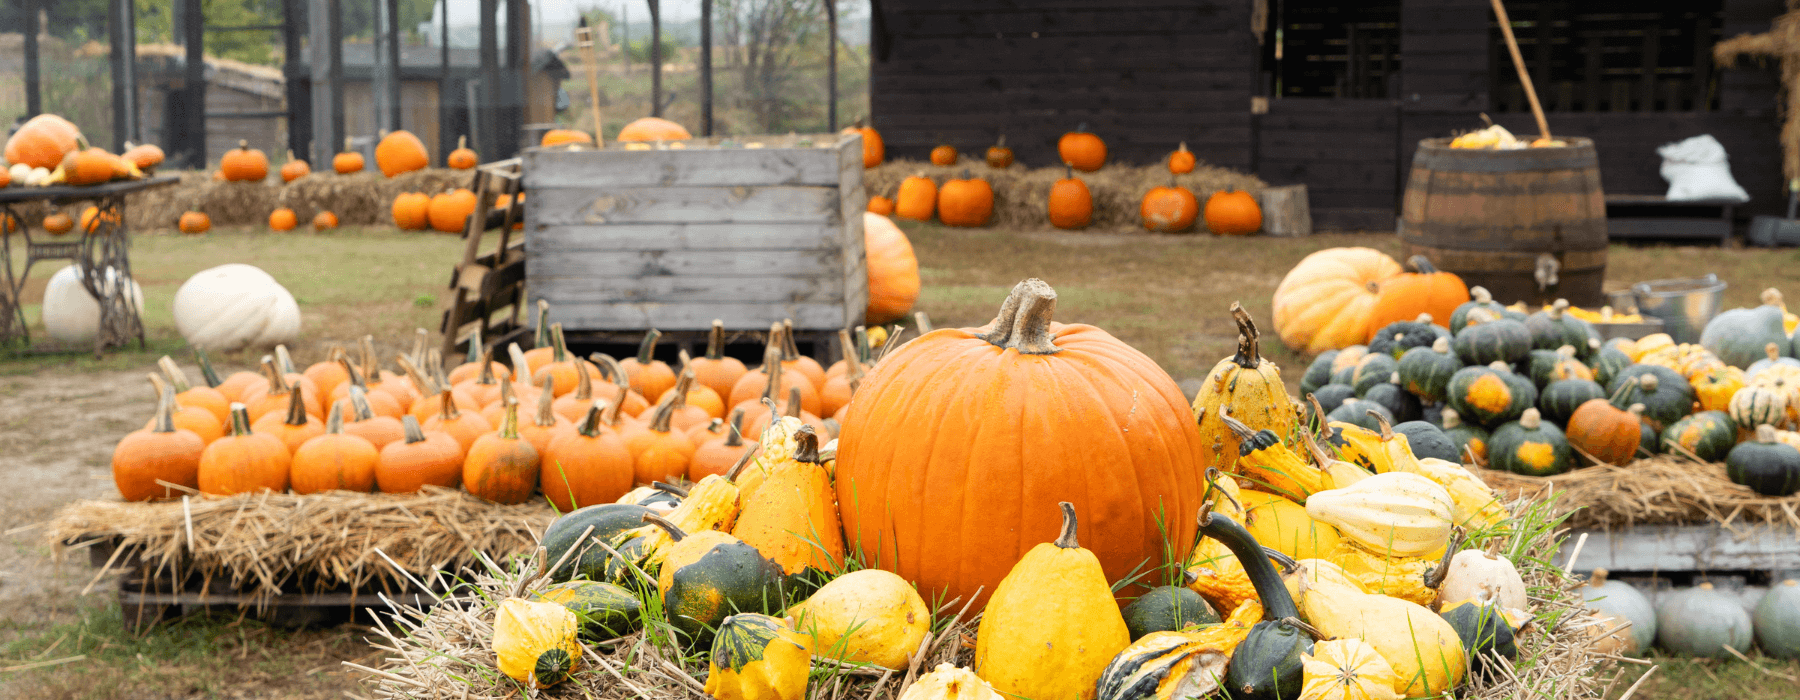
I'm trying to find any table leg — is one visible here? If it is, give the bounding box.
[0,204,28,346]
[76,196,145,357]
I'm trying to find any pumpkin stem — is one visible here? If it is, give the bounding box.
[550,323,573,364]
[437,389,461,421]
[284,383,309,427]
[914,311,933,334]
[671,370,694,412]
[400,414,427,444]
[395,354,439,396]
[1423,528,1465,590]
[725,408,746,447]
[572,358,594,400]
[725,445,758,480]
[637,329,661,365]
[359,336,383,386]
[227,402,253,437]
[1075,122,1089,133]
[640,513,688,542]
[761,338,784,404]
[1367,409,1395,442]
[980,279,1060,355]
[1589,568,1609,587]
[348,385,376,421]
[1407,255,1439,275]
[707,320,726,360]
[875,324,906,361]
[782,320,803,362]
[192,348,223,388]
[792,425,820,464]
[1606,375,1641,408]
[1228,302,1263,369]
[534,300,551,348]
[325,400,347,435]
[410,328,429,369]
[1518,408,1543,430]
[476,348,499,386]
[465,327,485,365]
[1441,407,1462,429]
[158,356,194,393]
[148,373,177,433]
[533,375,559,427]
[1762,288,1783,307]
[262,355,293,396]
[647,393,677,434]
[1756,424,1779,443]
[573,399,606,437]
[784,386,802,418]
[498,399,522,440]
[1769,343,1783,362]
[275,345,299,375]
[1053,501,1081,549]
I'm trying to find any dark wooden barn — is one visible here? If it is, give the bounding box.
[868,0,1786,228]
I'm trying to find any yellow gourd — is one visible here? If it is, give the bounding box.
[1325,541,1442,607]
[901,665,1003,700]
[611,474,740,569]
[1240,490,1343,561]
[1285,562,1466,697]
[1337,415,1508,529]
[1299,638,1403,700]
[731,426,844,574]
[1225,412,1330,500]
[975,502,1130,700]
[1304,472,1454,558]
[492,598,581,688]
[704,614,814,700]
[790,569,931,670]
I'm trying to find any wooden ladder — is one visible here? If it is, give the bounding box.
[439,158,530,361]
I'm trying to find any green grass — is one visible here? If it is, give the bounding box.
[1610,652,1800,699]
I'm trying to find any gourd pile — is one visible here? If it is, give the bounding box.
[1576,569,1800,661]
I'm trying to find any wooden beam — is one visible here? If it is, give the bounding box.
[700,0,713,135]
[181,0,207,167]
[648,0,663,117]
[283,0,311,160]
[109,0,139,150]
[309,0,345,167]
[22,0,38,118]
[1556,525,1800,573]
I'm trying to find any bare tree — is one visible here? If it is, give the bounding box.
[715,0,828,132]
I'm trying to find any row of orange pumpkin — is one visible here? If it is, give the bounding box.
[868,172,1266,233]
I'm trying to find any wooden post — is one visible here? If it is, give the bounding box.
[1254,185,1313,237]
[577,20,604,145]
[180,0,207,167]
[826,0,838,132]
[700,0,713,136]
[647,0,662,117]
[109,0,139,151]
[23,0,39,118]
[1489,0,1550,139]
[309,0,345,168]
[283,0,311,161]
[439,0,453,162]
[478,0,500,158]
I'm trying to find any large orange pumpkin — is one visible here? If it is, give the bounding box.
[937,171,994,227]
[1058,124,1107,172]
[392,192,431,230]
[1364,255,1469,338]
[836,279,1203,610]
[895,173,937,221]
[1047,166,1093,230]
[846,120,884,168]
[1140,185,1198,232]
[5,114,82,169]
[540,129,594,148]
[428,189,479,233]
[1203,189,1262,235]
[1271,247,1405,353]
[374,130,430,177]
[220,140,270,182]
[863,212,920,325]
[617,117,692,141]
[197,404,292,495]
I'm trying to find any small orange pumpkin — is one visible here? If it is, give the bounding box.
[280,151,311,182]
[178,210,211,235]
[847,119,884,168]
[428,188,479,233]
[333,139,365,174]
[220,140,270,182]
[937,170,994,227]
[43,212,75,235]
[1203,189,1263,235]
[197,403,292,496]
[392,192,431,230]
[617,117,693,142]
[1058,123,1107,171]
[374,130,430,177]
[1365,256,1469,337]
[313,211,339,231]
[1168,142,1195,174]
[930,144,958,166]
[123,142,165,171]
[269,207,298,232]
[1141,184,1198,232]
[867,195,896,216]
[541,129,594,148]
[447,135,479,169]
[986,136,1014,168]
[1047,165,1092,230]
[79,206,118,234]
[895,173,938,221]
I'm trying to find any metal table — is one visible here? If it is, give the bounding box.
[0,175,179,356]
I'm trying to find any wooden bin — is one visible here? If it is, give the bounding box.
[521,134,868,334]
[1398,138,1607,306]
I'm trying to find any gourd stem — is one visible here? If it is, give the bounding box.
[348,385,376,421]
[533,299,551,348]
[707,320,726,360]
[1424,528,1465,590]
[637,329,661,365]
[783,320,801,362]
[576,400,608,438]
[284,384,309,427]
[193,348,223,388]
[1367,410,1395,441]
[1196,500,1302,621]
[647,394,676,434]
[227,403,253,437]
[725,409,746,447]
[1218,409,1258,442]
[536,376,559,427]
[325,401,346,434]
[498,400,521,440]
[793,426,820,464]
[1228,302,1262,369]
[477,347,498,386]
[1053,501,1081,549]
[1607,376,1641,409]
[572,358,593,400]
[1281,616,1326,642]
[1770,343,1784,362]
[725,445,758,480]
[1590,568,1609,587]
[401,414,427,444]
[640,513,688,542]
[438,390,459,421]
[148,374,176,433]
[1407,255,1438,275]
[671,371,694,411]
[551,323,572,364]
[159,356,195,393]
[652,481,690,498]
[260,355,288,395]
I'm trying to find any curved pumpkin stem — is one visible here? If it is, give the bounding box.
[192,348,223,388]
[725,408,746,447]
[1218,408,1258,442]
[1407,255,1439,274]
[534,300,551,349]
[1228,302,1263,370]
[640,512,688,542]
[148,373,176,433]
[783,320,803,362]
[400,414,427,444]
[1423,527,1465,593]
[275,345,299,375]
[793,426,820,464]
[1196,500,1301,621]
[284,384,309,427]
[1367,410,1396,441]
[652,481,690,498]
[725,445,758,480]
[348,385,377,421]
[706,320,727,361]
[980,279,1060,355]
[637,329,661,365]
[226,403,253,437]
[1053,501,1080,549]
[784,386,802,418]
[497,400,522,440]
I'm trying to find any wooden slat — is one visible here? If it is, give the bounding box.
[528,186,842,225]
[889,6,1238,36]
[531,249,845,278]
[531,223,844,252]
[1554,525,1800,573]
[522,147,847,189]
[838,141,870,326]
[531,275,843,304]
[542,302,853,332]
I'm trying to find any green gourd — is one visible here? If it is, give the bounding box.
[1448,286,1510,335]
[1441,408,1491,464]
[1199,510,1312,700]
[1660,411,1737,463]
[1309,384,1357,419]
[1588,343,1634,388]
[542,503,656,582]
[1656,582,1753,659]
[1538,378,1605,426]
[1523,300,1596,356]
[1368,315,1446,359]
[1754,579,1800,660]
[1300,350,1341,399]
[1726,425,1800,497]
[530,580,644,640]
[1361,374,1422,423]
[1439,598,1519,675]
[1393,420,1460,462]
[1701,288,1792,369]
[1326,399,1392,433]
[1397,337,1463,404]
[1451,310,1532,367]
[1349,353,1400,397]
[1486,408,1574,476]
[1448,362,1537,428]
[1580,569,1656,654]
[1120,584,1220,642]
[1607,365,1693,431]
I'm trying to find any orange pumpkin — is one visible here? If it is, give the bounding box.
[626,393,697,485]
[252,383,326,454]
[540,129,594,148]
[867,195,895,216]
[895,173,938,221]
[428,189,479,233]
[835,279,1203,610]
[1047,165,1092,230]
[312,211,339,231]
[1140,184,1198,232]
[43,213,74,235]
[290,403,379,494]
[391,192,431,230]
[0,168,10,188]
[617,117,693,142]
[376,415,465,492]
[280,151,311,182]
[930,144,958,166]
[268,207,298,232]
[220,140,270,182]
[447,135,479,169]
[79,206,118,234]
[986,136,1014,169]
[618,329,678,400]
[374,130,430,177]
[542,399,635,510]
[937,170,994,227]
[178,210,211,235]
[1567,386,1645,466]
[4,113,82,169]
[864,213,920,325]
[113,374,207,501]
[333,139,365,173]
[1203,189,1262,235]
[462,403,541,504]
[160,356,230,425]
[1365,256,1470,338]
[1272,247,1405,353]
[1058,123,1107,172]
[62,147,117,186]
[846,120,884,168]
[198,404,292,496]
[690,320,750,401]
[422,390,493,452]
[122,143,165,171]
[690,410,756,481]
[1168,142,1196,174]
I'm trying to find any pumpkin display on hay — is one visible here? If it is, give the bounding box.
[866,160,1262,230]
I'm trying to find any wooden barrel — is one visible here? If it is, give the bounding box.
[1399,137,1607,307]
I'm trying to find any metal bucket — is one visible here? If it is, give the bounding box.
[1629,274,1727,344]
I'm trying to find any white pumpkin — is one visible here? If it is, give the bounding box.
[1434,549,1528,611]
[172,263,301,351]
[41,265,145,344]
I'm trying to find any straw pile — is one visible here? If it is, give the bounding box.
[124,168,476,230]
[47,487,555,604]
[1479,455,1800,532]
[866,159,1265,230]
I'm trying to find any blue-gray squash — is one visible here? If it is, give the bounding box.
[1701,288,1792,369]
[1656,582,1753,658]
[1580,569,1656,654]
[1754,579,1800,660]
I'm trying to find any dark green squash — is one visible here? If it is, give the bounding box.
[1660,411,1737,463]
[1519,348,1563,389]
[530,580,644,640]
[1326,399,1393,432]
[1539,379,1606,426]
[1368,316,1444,359]
[1300,350,1341,399]
[1121,584,1219,642]
[1523,300,1595,355]
[1449,286,1511,335]
[1441,408,1491,464]
[1361,374,1422,423]
[1308,384,1357,419]
[645,516,787,644]
[1726,425,1800,497]
[1349,353,1400,397]
[542,503,656,582]
[1588,343,1634,387]
[1439,598,1519,676]
[1394,420,1460,462]
[1637,418,1660,458]
[1487,408,1574,476]
[1198,507,1311,700]
[1447,362,1537,428]
[1607,364,1694,431]
[1451,310,1532,367]
[1397,337,1462,404]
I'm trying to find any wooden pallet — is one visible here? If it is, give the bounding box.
[1553,523,1800,573]
[440,159,529,360]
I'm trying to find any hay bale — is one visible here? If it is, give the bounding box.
[125,168,477,229]
[867,159,1265,230]
[1480,454,1800,531]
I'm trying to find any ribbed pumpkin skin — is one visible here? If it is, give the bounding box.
[1392,421,1458,462]
[1367,320,1441,359]
[1438,599,1517,674]
[1656,584,1754,659]
[1566,399,1642,466]
[1448,291,1508,335]
[1692,366,1746,413]
[1731,383,1791,431]
[1347,354,1398,396]
[1588,344,1634,387]
[1725,434,1800,496]
[1753,580,1800,660]
[1523,308,1594,354]
[1447,365,1535,428]
[1325,399,1390,432]
[1538,379,1605,425]
[1271,248,1402,354]
[1607,365,1693,430]
[1442,418,1489,463]
[1451,318,1531,366]
[1661,411,1737,463]
[1396,344,1460,403]
[838,281,1203,611]
[1700,294,1790,369]
[1361,382,1420,423]
[660,533,786,641]
[1310,385,1357,417]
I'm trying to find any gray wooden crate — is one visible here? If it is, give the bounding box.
[521,134,868,332]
